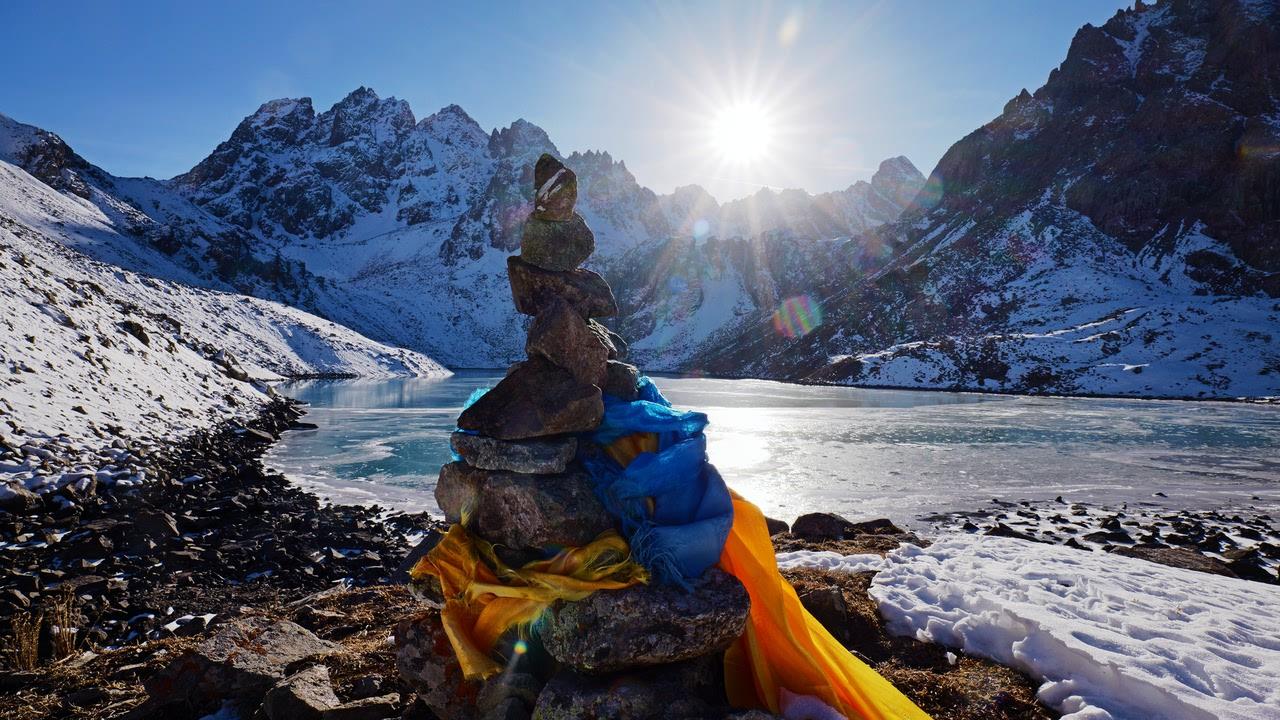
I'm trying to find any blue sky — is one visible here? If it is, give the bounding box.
[0,1,1130,201]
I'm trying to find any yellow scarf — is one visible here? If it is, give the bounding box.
[409,523,647,679]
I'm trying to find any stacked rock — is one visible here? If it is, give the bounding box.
[406,154,752,720]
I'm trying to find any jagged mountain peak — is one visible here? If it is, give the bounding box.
[420,103,481,130]
[488,118,557,159]
[870,156,925,209]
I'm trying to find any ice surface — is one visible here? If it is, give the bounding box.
[868,535,1280,720]
[271,375,1280,523]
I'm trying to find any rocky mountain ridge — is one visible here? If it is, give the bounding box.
[697,0,1280,398]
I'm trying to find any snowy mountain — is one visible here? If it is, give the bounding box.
[0,155,448,501]
[1,95,924,371]
[698,0,1280,399]
[160,89,925,368]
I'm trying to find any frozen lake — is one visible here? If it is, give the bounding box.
[267,372,1280,526]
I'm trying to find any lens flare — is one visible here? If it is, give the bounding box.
[772,295,823,338]
[513,639,528,655]
[693,218,711,241]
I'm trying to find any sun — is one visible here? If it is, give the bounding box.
[708,101,775,164]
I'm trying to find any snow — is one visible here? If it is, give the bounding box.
[866,535,1280,720]
[776,550,886,573]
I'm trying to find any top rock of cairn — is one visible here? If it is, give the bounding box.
[520,154,594,272]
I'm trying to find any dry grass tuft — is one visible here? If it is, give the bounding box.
[48,590,79,661]
[5,610,44,671]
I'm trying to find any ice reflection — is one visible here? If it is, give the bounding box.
[267,373,1280,524]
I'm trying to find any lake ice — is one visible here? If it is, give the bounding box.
[266,373,1280,524]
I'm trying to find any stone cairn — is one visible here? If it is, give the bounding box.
[395,154,754,720]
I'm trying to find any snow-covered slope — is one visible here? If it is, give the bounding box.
[0,158,447,491]
[868,535,1280,720]
[699,0,1280,399]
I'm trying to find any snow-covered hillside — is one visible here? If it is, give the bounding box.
[0,158,448,501]
[700,0,1280,399]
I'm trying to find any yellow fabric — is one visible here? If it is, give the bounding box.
[409,523,648,680]
[719,491,931,720]
[604,431,659,467]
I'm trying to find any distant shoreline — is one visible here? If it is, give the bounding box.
[327,366,1279,404]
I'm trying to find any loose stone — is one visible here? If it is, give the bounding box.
[521,213,594,271]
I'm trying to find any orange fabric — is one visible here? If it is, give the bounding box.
[719,491,931,719]
[410,523,647,679]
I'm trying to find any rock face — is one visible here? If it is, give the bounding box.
[539,568,750,673]
[602,361,640,400]
[531,656,726,720]
[526,299,611,386]
[450,432,577,474]
[457,358,604,440]
[434,462,613,553]
[395,612,481,720]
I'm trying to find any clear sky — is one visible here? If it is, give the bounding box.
[0,1,1131,202]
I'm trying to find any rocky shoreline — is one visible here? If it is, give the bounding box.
[0,397,437,656]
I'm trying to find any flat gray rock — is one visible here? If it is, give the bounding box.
[263,665,340,720]
[320,693,402,720]
[144,618,340,712]
[451,432,577,475]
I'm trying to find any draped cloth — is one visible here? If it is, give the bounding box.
[586,377,736,586]
[409,523,647,680]
[593,378,931,720]
[719,491,932,720]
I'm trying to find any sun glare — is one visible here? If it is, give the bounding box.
[709,102,774,164]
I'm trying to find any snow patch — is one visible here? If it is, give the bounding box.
[870,535,1280,720]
